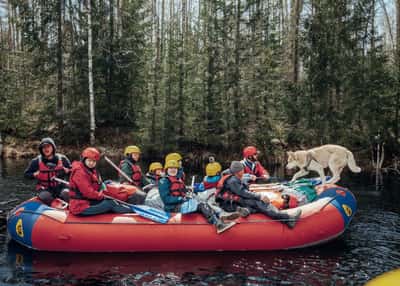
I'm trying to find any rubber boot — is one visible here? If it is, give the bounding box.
[219,211,240,223]
[236,206,250,218]
[256,201,302,229]
[198,202,236,234]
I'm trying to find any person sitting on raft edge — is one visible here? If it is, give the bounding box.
[216,161,302,229]
[146,162,164,185]
[24,137,71,205]
[241,145,270,184]
[165,152,185,180]
[69,147,134,216]
[158,159,236,234]
[118,145,148,203]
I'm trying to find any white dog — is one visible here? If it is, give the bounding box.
[286,144,361,184]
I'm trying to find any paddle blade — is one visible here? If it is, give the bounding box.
[131,205,170,224]
[180,199,199,214]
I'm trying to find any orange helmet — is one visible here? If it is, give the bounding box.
[243,146,258,158]
[81,147,100,161]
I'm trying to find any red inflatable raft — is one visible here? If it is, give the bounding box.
[7,183,356,252]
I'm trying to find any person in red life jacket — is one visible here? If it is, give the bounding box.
[119,145,150,188]
[197,157,249,220]
[215,161,302,229]
[69,147,133,216]
[24,137,71,205]
[241,146,270,183]
[165,152,185,180]
[146,162,164,185]
[158,160,236,234]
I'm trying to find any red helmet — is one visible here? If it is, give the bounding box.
[81,147,100,161]
[243,146,258,158]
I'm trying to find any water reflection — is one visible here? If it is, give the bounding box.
[1,158,400,285]
[5,240,347,286]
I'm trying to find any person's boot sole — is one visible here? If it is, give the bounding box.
[286,209,302,229]
[217,221,237,234]
[220,212,240,223]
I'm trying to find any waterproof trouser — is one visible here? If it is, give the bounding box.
[38,188,69,205]
[79,199,133,216]
[241,199,291,221]
[197,202,219,225]
[127,189,146,205]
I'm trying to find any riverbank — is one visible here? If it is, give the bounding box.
[0,135,386,173]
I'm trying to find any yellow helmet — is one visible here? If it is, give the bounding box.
[165,160,179,169]
[206,162,222,176]
[124,145,141,156]
[165,152,182,163]
[149,162,163,173]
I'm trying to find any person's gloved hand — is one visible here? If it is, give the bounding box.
[185,191,194,199]
[242,173,256,184]
[143,184,155,192]
[194,183,205,192]
[99,182,107,191]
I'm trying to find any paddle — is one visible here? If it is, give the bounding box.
[51,177,170,223]
[103,195,170,223]
[104,156,134,185]
[180,176,198,214]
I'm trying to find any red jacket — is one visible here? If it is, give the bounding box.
[69,161,104,215]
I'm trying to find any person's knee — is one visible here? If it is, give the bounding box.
[127,190,146,204]
[59,189,70,202]
[38,191,54,205]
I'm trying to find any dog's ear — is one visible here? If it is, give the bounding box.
[287,151,293,157]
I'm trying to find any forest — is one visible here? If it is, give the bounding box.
[0,0,399,166]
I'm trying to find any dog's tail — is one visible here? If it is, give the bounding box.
[346,151,361,173]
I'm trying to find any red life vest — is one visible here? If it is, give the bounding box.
[203,177,218,190]
[242,160,269,179]
[119,160,142,187]
[215,174,241,202]
[168,176,187,197]
[35,155,65,191]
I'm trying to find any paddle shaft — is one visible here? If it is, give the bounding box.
[104,156,134,184]
[52,177,69,185]
[52,177,129,204]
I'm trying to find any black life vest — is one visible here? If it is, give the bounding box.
[215,174,241,202]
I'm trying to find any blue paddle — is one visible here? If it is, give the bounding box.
[103,195,170,223]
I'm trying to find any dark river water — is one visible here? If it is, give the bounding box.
[0,158,399,286]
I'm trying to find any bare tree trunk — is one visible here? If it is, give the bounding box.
[88,0,96,145]
[289,0,303,83]
[233,0,241,148]
[106,0,114,105]
[378,0,394,49]
[395,0,400,139]
[371,0,376,50]
[57,0,65,134]
[7,1,14,51]
[151,0,160,146]
[177,0,186,139]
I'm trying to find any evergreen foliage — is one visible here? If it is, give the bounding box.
[0,0,398,159]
